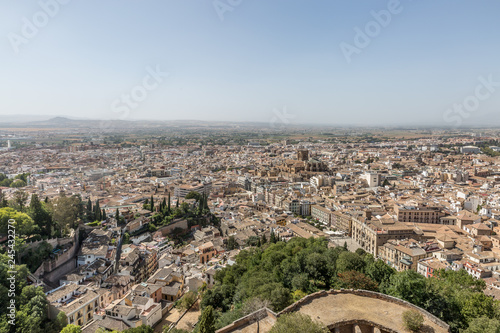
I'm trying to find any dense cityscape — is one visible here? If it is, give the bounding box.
[0,124,499,332]
[3,1,500,332]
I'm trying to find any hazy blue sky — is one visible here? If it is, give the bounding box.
[1,1,499,126]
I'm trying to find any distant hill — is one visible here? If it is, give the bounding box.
[0,116,276,130]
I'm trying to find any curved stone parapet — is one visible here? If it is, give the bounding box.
[278,289,450,333]
[217,289,450,332]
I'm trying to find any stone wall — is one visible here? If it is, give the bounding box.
[216,308,277,333]
[33,227,81,280]
[279,289,450,332]
[42,257,77,285]
[158,219,188,236]
[25,237,59,250]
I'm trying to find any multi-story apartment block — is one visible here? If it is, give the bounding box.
[141,248,158,279]
[364,172,380,188]
[395,205,447,224]
[78,245,108,266]
[460,146,481,154]
[300,200,312,216]
[351,212,415,257]
[452,260,492,279]
[148,169,168,177]
[283,199,300,215]
[147,267,185,302]
[104,295,162,328]
[311,205,332,225]
[174,181,212,198]
[331,210,352,234]
[236,176,252,191]
[378,240,428,271]
[198,241,216,264]
[47,284,101,327]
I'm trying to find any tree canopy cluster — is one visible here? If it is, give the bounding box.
[0,191,108,241]
[0,173,29,188]
[199,237,500,333]
[148,192,218,235]
[0,253,67,333]
[0,191,116,276]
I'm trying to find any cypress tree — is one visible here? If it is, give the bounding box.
[29,194,53,237]
[150,195,154,211]
[198,194,204,216]
[86,198,93,221]
[87,198,92,213]
[199,306,216,333]
[167,193,171,214]
[270,230,276,243]
[95,200,101,220]
[204,193,209,211]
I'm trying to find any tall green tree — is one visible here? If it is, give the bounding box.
[205,193,210,211]
[48,194,82,234]
[167,193,171,214]
[86,198,92,221]
[0,253,54,332]
[384,270,428,308]
[94,200,101,221]
[29,194,53,237]
[185,191,202,202]
[199,305,216,333]
[226,236,238,250]
[261,233,267,244]
[336,251,365,274]
[197,194,203,215]
[463,317,500,333]
[11,190,29,212]
[270,230,277,243]
[365,259,396,285]
[337,270,378,291]
[0,207,37,237]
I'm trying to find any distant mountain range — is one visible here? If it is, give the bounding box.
[0,116,275,130]
[0,114,499,129]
